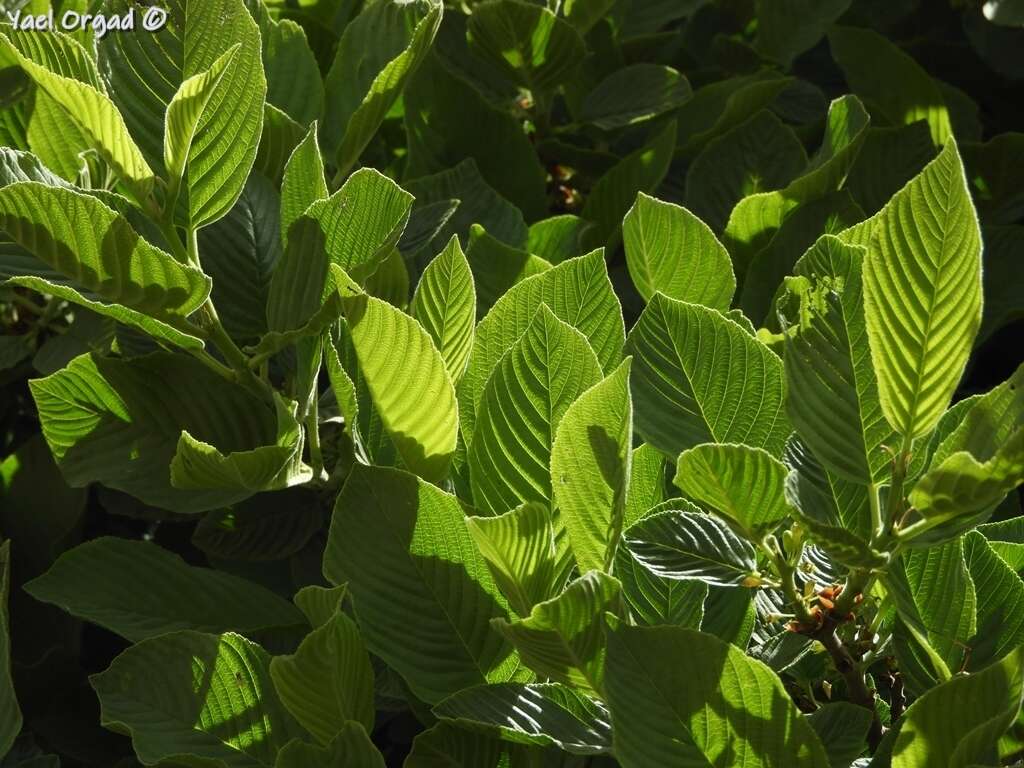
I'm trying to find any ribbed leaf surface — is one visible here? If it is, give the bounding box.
[675,443,794,535]
[622,509,760,587]
[324,465,517,704]
[469,305,602,514]
[623,193,735,311]
[412,236,477,384]
[892,645,1024,767]
[626,293,789,458]
[270,612,375,744]
[198,172,282,342]
[862,141,983,440]
[466,502,559,619]
[24,537,303,642]
[963,531,1024,671]
[1,31,153,200]
[343,293,458,483]
[163,44,239,218]
[91,631,305,767]
[170,395,310,493]
[605,624,830,768]
[405,723,515,767]
[724,95,870,281]
[783,235,892,483]
[433,683,612,755]
[615,541,708,628]
[279,124,328,248]
[494,571,620,693]
[177,0,267,229]
[462,248,623,445]
[0,182,209,349]
[30,352,281,512]
[552,358,633,573]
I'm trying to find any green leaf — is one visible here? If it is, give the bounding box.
[909,432,1024,529]
[342,292,458,483]
[891,540,977,683]
[861,140,983,440]
[963,531,1024,672]
[0,182,210,349]
[621,508,761,587]
[405,158,528,258]
[0,540,19,761]
[270,611,375,744]
[163,44,240,222]
[466,502,559,619]
[466,224,551,318]
[675,73,792,159]
[0,30,154,201]
[280,124,328,249]
[467,0,583,93]
[755,0,851,67]
[805,702,872,768]
[625,444,667,530]
[724,95,870,283]
[551,358,633,573]
[829,25,952,146]
[626,293,789,459]
[24,537,304,642]
[323,0,442,173]
[623,193,735,311]
[582,120,677,250]
[469,304,602,514]
[674,443,794,535]
[527,215,592,264]
[30,352,285,513]
[740,190,865,325]
[615,539,708,628]
[494,571,620,693]
[412,235,477,384]
[174,0,267,229]
[781,235,893,484]
[904,365,1024,531]
[605,624,829,767]
[323,465,517,704]
[433,683,612,755]
[845,122,936,217]
[964,133,1024,225]
[581,64,691,130]
[170,394,311,493]
[197,172,282,343]
[892,644,1024,767]
[91,631,305,767]
[266,168,412,334]
[258,12,324,126]
[256,103,307,186]
[462,248,624,447]
[686,109,808,233]
[274,723,385,768]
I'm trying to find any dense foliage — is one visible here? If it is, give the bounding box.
[1,0,1024,765]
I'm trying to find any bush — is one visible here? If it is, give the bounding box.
[1,0,1023,765]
